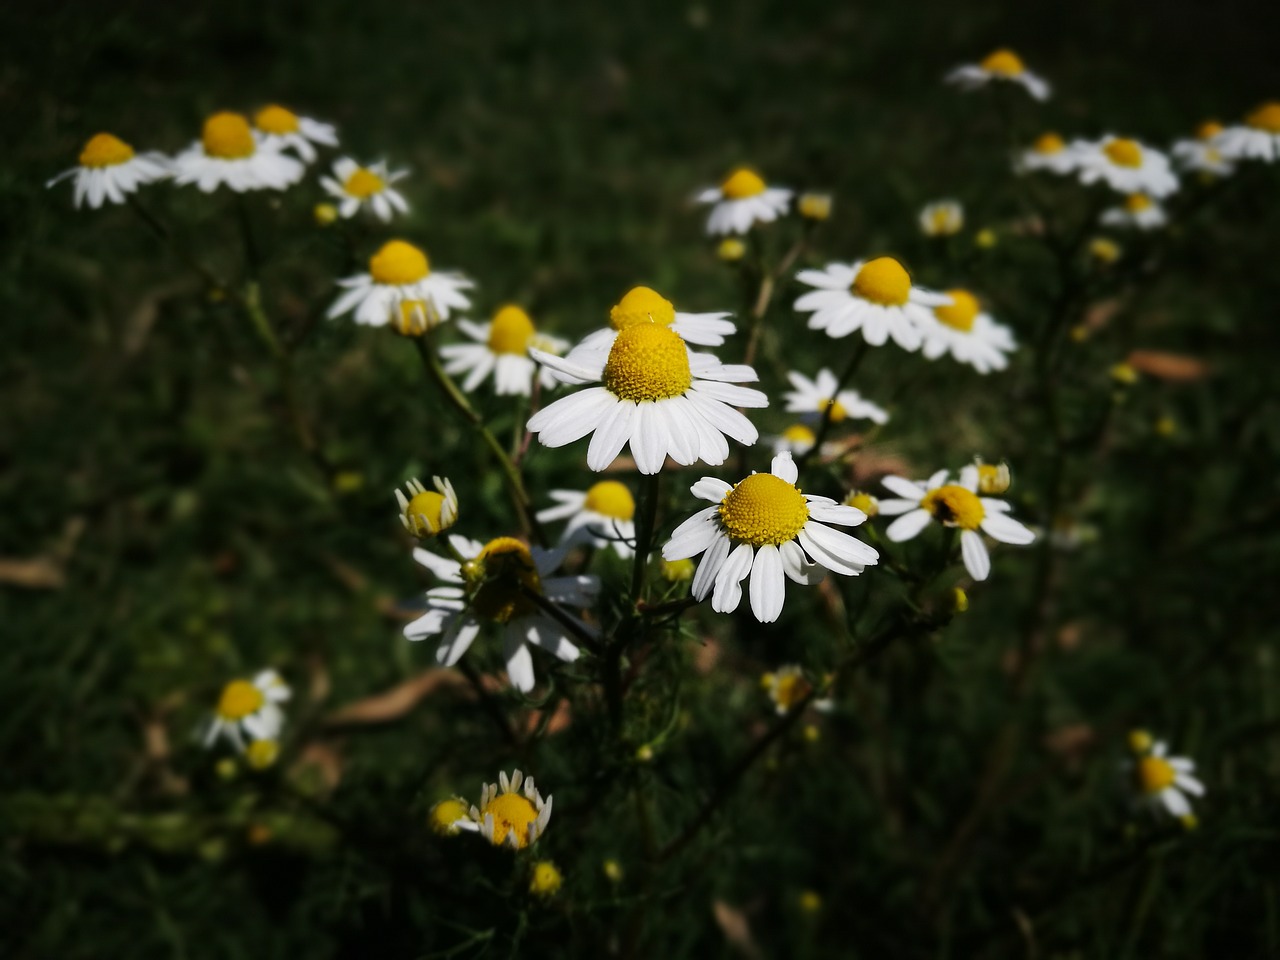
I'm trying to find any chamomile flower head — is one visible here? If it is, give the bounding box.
[204,670,291,752]
[320,157,409,222]
[429,797,470,837]
[455,769,552,850]
[1125,733,1205,820]
[696,167,793,235]
[529,861,563,898]
[570,285,737,356]
[536,481,637,558]
[797,192,833,221]
[327,239,473,327]
[527,321,768,474]
[919,200,964,237]
[768,424,818,457]
[878,465,1035,581]
[46,133,170,208]
[441,305,569,396]
[843,490,879,517]
[395,476,459,538]
[793,256,949,352]
[945,49,1050,101]
[784,369,889,425]
[1171,122,1235,176]
[662,452,879,623]
[252,105,338,162]
[1215,102,1280,163]
[406,536,598,694]
[1101,193,1168,231]
[245,739,280,770]
[171,111,305,193]
[1076,136,1179,198]
[973,458,1011,495]
[760,665,832,715]
[1015,132,1086,175]
[920,289,1017,374]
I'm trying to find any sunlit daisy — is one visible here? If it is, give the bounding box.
[571,285,736,354]
[696,167,793,235]
[878,465,1035,581]
[320,157,409,221]
[784,369,888,425]
[1075,136,1179,198]
[793,256,949,351]
[252,104,338,162]
[1171,122,1234,176]
[204,669,291,752]
[171,111,305,193]
[536,481,636,558]
[455,769,552,850]
[46,133,170,208]
[395,476,459,538]
[327,239,473,326]
[1014,132,1084,175]
[440,305,568,395]
[406,536,597,693]
[662,452,879,623]
[945,49,1050,101]
[1126,730,1205,820]
[919,289,1016,374]
[760,665,832,715]
[1100,193,1168,231]
[919,200,964,237]
[1215,102,1280,163]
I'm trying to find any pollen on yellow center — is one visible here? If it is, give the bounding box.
[720,167,767,199]
[79,133,135,168]
[1103,138,1144,168]
[1033,132,1065,154]
[405,491,448,535]
[601,324,692,402]
[468,537,542,623]
[344,167,386,199]
[202,112,257,159]
[217,680,265,720]
[1125,193,1153,213]
[584,480,636,521]
[980,49,1025,76]
[487,305,536,355]
[484,791,539,848]
[1138,756,1176,794]
[934,290,980,332]
[254,105,300,134]
[719,473,810,548]
[1195,121,1224,141]
[852,257,912,307]
[369,240,430,285]
[610,286,676,330]
[921,484,985,530]
[1246,102,1280,133]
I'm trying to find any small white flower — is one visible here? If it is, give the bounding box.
[204,670,291,752]
[783,369,888,425]
[395,476,459,538]
[1100,194,1168,231]
[695,167,793,235]
[454,769,552,850]
[251,105,338,162]
[320,157,410,222]
[1214,102,1280,163]
[171,112,305,193]
[919,289,1016,374]
[919,200,964,237]
[945,49,1050,101]
[327,239,472,327]
[1014,132,1086,176]
[537,480,637,558]
[1126,734,1205,820]
[46,132,170,208]
[1171,121,1235,176]
[1075,136,1179,198]
[571,285,737,355]
[440,305,568,396]
[793,256,949,352]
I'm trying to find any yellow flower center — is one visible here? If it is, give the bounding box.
[782,424,816,446]
[819,397,847,422]
[1247,102,1280,133]
[609,286,675,330]
[394,300,439,336]
[720,167,767,199]
[1138,756,1176,794]
[343,167,386,199]
[1128,729,1154,754]
[1195,120,1224,141]
[717,238,747,262]
[202,112,257,159]
[254,105,300,135]
[660,557,695,582]
[1033,132,1065,154]
[1103,138,1143,168]
[404,491,448,535]
[1125,193,1153,213]
[844,492,878,516]
[770,670,812,711]
[798,192,832,220]
[601,324,692,402]
[976,462,1011,495]
[921,484,985,530]
[980,49,1025,76]
[479,305,533,355]
[852,257,911,307]
[217,679,265,720]
[246,739,279,770]
[934,290,980,332]
[79,133,135,168]
[484,791,540,848]
[429,798,468,836]
[584,480,636,520]
[368,240,430,285]
[719,473,810,547]
[467,537,542,623]
[529,861,563,897]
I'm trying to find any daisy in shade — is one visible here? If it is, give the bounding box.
[793,256,949,351]
[406,535,598,694]
[454,769,552,850]
[321,157,410,222]
[784,369,889,425]
[945,49,1050,101]
[919,289,1016,374]
[661,451,879,623]
[204,670,291,752]
[327,239,472,326]
[1075,136,1179,198]
[395,476,459,539]
[1171,122,1235,176]
[171,111,305,193]
[1126,730,1205,822]
[571,286,736,356]
[440,304,568,396]
[536,481,637,558]
[1214,102,1280,163]
[46,133,170,208]
[527,321,767,474]
[1101,193,1168,231]
[252,104,338,162]
[919,200,964,237]
[1014,132,1085,175]
[878,464,1035,581]
[696,167,793,235]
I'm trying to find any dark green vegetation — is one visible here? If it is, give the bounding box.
[4,1,1280,957]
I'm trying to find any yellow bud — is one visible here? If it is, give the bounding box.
[798,890,823,914]
[635,744,655,763]
[1179,813,1199,831]
[1069,325,1091,343]
[802,723,821,743]
[1155,416,1177,437]
[215,757,238,780]
[245,739,279,771]
[429,798,469,836]
[1110,363,1139,386]
[314,203,339,226]
[333,470,365,493]
[529,860,563,898]
[975,228,998,249]
[717,237,747,262]
[603,859,624,883]
[798,192,833,221]
[660,557,695,582]
[843,492,879,517]
[951,587,969,614]
[1089,237,1122,265]
[1128,729,1153,754]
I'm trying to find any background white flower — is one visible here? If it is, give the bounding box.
[696,167,792,235]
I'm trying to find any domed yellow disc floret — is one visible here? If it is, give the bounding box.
[1195,120,1224,141]
[369,240,430,285]
[1125,193,1153,213]
[467,537,542,623]
[1033,132,1065,154]
[404,491,448,535]
[934,290,980,332]
[584,480,635,520]
[720,167,767,199]
[254,105,300,134]
[852,257,912,307]
[980,49,1025,76]
[202,112,257,159]
[844,491,878,517]
[610,286,675,330]
[1247,102,1280,133]
[782,424,816,446]
[217,679,265,720]
[601,324,692,402]
[429,798,468,836]
[921,484,985,530]
[1128,729,1154,754]
[246,739,279,770]
[343,167,385,199]
[1138,756,1176,794]
[1103,138,1144,168]
[487,305,536,355]
[529,861,563,897]
[483,790,540,848]
[79,133,135,168]
[719,473,810,547]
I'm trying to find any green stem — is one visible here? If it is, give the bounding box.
[630,473,660,605]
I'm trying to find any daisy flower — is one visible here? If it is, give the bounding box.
[1075,136,1179,198]
[204,670,291,752]
[760,665,832,715]
[784,369,889,424]
[454,769,552,850]
[1126,730,1205,821]
[919,200,964,237]
[440,305,568,396]
[571,285,736,353]
[395,476,459,538]
[327,239,473,326]
[1215,102,1280,163]
[428,797,470,837]
[536,480,637,558]
[252,104,338,162]
[797,192,833,221]
[526,322,767,474]
[661,451,879,623]
[46,132,170,208]
[878,465,1035,581]
[919,289,1017,374]
[1014,132,1084,175]
[320,157,410,222]
[945,49,1050,101]
[1101,193,1168,231]
[973,458,1011,495]
[1171,121,1235,176]
[767,423,818,457]
[696,167,793,235]
[171,111,305,193]
[793,256,949,351]
[406,535,598,694]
